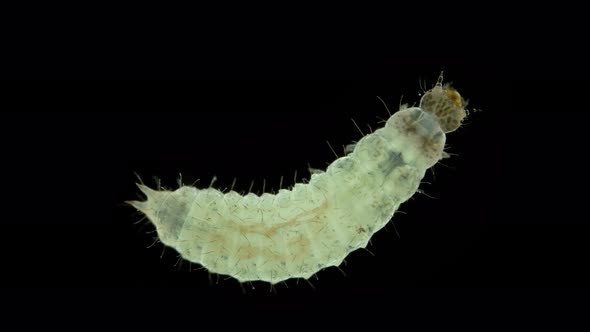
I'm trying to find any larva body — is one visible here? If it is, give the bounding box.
[129,80,468,284]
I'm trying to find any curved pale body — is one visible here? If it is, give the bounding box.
[129,82,467,284]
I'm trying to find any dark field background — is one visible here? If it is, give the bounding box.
[1,60,587,327]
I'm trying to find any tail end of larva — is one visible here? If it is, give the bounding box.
[126,183,159,212]
[125,199,145,212]
[136,183,158,196]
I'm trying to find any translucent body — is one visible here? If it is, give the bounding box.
[129,82,468,284]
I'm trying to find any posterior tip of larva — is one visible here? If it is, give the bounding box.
[136,183,158,197]
[125,200,145,211]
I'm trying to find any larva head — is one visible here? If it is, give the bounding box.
[419,84,467,133]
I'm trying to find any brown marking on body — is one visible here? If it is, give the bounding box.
[202,197,330,265]
[395,109,444,163]
[233,232,312,262]
[236,197,329,238]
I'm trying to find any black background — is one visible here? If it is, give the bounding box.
[3,70,505,288]
[2,32,588,328]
